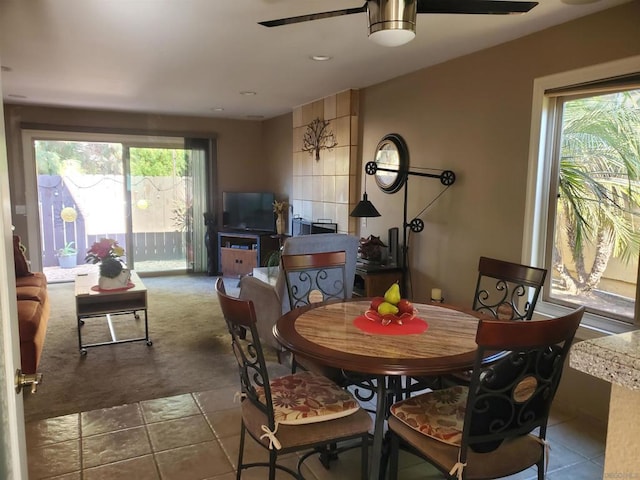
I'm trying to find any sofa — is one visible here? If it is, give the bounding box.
[14,235,50,374]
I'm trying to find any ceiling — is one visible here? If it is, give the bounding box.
[0,0,632,120]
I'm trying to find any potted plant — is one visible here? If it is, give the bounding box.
[264,248,282,280]
[56,242,78,269]
[85,238,131,289]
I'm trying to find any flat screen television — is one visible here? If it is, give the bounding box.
[222,191,275,232]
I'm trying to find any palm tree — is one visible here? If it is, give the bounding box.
[553,89,640,295]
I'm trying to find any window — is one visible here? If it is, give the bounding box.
[524,56,640,334]
[550,89,640,324]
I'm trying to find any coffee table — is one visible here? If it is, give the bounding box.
[75,271,152,355]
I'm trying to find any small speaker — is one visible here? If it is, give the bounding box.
[388,227,399,266]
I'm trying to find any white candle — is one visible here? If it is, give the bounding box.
[431,288,442,301]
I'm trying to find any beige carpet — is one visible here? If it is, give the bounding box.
[24,274,249,422]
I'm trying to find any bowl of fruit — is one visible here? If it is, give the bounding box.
[365,282,417,326]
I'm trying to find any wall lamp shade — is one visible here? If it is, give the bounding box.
[350,192,381,218]
[368,0,417,47]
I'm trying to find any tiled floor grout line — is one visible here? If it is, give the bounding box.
[194,393,235,480]
[78,413,85,480]
[193,392,238,479]
[139,399,165,480]
[141,412,164,480]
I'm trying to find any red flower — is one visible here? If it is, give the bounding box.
[85,238,125,264]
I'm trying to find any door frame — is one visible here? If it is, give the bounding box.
[1,80,28,479]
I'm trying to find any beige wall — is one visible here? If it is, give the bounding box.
[263,112,293,208]
[356,1,640,308]
[3,104,283,244]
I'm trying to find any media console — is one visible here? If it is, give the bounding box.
[217,231,280,277]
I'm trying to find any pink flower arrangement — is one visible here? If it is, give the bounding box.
[85,238,125,264]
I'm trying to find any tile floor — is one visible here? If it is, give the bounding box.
[26,380,607,480]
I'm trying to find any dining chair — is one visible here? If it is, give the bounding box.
[281,250,349,308]
[473,256,547,321]
[215,278,371,480]
[279,250,377,466]
[279,249,371,381]
[238,233,359,362]
[280,250,354,380]
[431,256,549,389]
[387,306,584,480]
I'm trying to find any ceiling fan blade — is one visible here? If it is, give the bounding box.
[259,3,368,27]
[417,0,538,15]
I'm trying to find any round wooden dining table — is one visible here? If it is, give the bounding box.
[274,299,486,480]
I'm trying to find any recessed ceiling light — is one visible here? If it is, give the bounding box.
[211,107,224,112]
[311,55,332,61]
[240,91,257,96]
[1,65,12,72]
[8,94,27,99]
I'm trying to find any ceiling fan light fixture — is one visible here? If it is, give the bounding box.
[369,27,415,47]
[367,0,417,47]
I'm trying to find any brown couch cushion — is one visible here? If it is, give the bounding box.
[17,300,43,341]
[13,235,33,278]
[17,286,47,305]
[15,272,47,289]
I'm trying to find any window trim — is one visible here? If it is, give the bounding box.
[523,54,640,339]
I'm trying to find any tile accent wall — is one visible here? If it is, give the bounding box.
[292,90,359,235]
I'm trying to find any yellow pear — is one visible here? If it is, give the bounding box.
[377,301,399,316]
[384,282,401,305]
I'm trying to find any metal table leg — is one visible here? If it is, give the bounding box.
[370,375,387,480]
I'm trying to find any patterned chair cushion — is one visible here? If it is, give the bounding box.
[390,386,468,446]
[257,371,360,425]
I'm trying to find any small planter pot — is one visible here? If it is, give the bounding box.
[57,255,77,269]
[98,269,131,290]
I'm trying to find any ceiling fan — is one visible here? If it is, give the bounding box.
[259,0,539,47]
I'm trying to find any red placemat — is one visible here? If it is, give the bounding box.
[91,282,135,292]
[353,312,428,335]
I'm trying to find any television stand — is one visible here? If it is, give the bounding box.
[217,231,280,277]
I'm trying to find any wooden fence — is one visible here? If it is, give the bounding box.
[39,175,186,267]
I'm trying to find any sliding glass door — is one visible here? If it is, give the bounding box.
[127,145,190,274]
[27,131,211,282]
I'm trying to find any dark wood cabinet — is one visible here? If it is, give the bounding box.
[217,231,280,277]
[353,263,403,298]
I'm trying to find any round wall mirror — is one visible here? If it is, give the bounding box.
[374,133,409,194]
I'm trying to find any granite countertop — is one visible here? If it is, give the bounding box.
[570,330,640,390]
